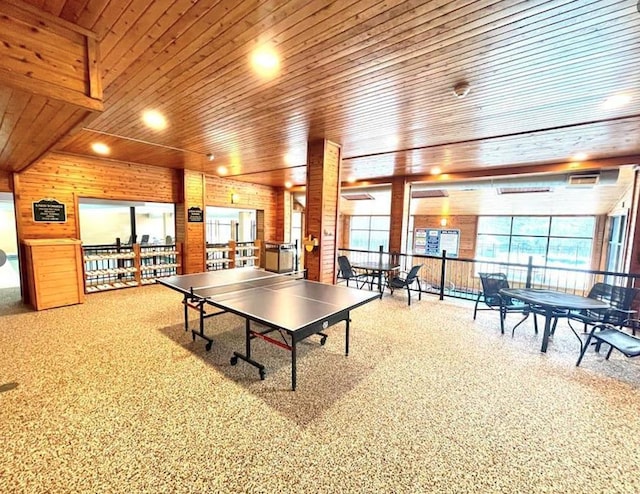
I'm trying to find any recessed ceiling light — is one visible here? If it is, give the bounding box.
[142,110,167,130]
[601,94,632,110]
[91,142,110,155]
[571,152,588,161]
[431,167,442,175]
[284,181,292,189]
[346,176,356,183]
[217,165,228,175]
[250,45,280,79]
[385,135,399,147]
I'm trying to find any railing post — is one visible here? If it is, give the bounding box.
[440,250,447,300]
[526,255,533,288]
[379,245,383,264]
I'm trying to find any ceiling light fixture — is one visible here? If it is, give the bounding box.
[431,167,442,175]
[453,82,471,98]
[250,45,280,79]
[207,153,215,161]
[601,94,632,110]
[571,152,588,162]
[142,110,167,130]
[284,181,292,189]
[217,166,228,175]
[91,142,110,155]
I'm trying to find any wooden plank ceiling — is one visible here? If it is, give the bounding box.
[3,0,640,193]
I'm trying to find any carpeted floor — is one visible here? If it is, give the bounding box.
[1,284,639,493]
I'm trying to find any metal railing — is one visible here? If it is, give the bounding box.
[337,247,640,304]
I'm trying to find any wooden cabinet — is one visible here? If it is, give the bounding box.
[22,239,85,310]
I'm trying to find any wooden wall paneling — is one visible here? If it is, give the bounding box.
[412,215,478,291]
[14,153,182,241]
[204,174,278,243]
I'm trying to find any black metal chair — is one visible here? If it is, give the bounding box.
[567,283,639,333]
[388,265,422,305]
[337,256,370,289]
[576,323,640,366]
[473,272,531,334]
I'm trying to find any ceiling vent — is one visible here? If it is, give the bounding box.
[411,189,449,198]
[567,173,600,187]
[497,187,552,195]
[341,192,374,201]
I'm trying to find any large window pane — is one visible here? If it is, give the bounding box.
[369,231,389,250]
[370,216,390,229]
[509,236,548,264]
[477,216,511,235]
[547,238,592,268]
[349,215,390,251]
[476,234,510,262]
[550,217,595,237]
[475,215,595,270]
[512,217,550,236]
[350,216,371,229]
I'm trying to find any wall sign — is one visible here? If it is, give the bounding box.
[33,199,67,223]
[414,228,460,258]
[187,206,204,223]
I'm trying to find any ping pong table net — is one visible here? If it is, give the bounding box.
[190,270,306,298]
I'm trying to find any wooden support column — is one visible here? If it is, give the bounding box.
[304,140,341,283]
[176,170,206,274]
[389,177,410,255]
[626,169,640,275]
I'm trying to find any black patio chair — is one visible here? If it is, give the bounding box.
[567,283,639,333]
[388,265,422,306]
[576,323,640,366]
[337,256,371,289]
[473,272,531,334]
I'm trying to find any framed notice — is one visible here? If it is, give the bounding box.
[33,199,67,223]
[188,206,203,223]
[414,228,460,258]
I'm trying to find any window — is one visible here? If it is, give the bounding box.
[206,207,255,244]
[78,200,175,245]
[349,216,390,251]
[476,216,595,269]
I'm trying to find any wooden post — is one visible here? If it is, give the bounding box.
[304,139,341,283]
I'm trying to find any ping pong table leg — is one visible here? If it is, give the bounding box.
[183,294,189,331]
[291,340,297,391]
[230,319,266,381]
[345,313,350,356]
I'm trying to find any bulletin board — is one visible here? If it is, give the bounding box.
[414,228,460,258]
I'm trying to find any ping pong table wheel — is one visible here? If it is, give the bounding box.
[205,341,212,351]
[320,335,327,346]
[230,356,238,366]
[259,369,266,380]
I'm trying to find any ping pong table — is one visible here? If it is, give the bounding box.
[158,268,379,390]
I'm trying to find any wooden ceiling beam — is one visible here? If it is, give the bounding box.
[0,0,103,111]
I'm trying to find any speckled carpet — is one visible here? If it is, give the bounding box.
[1,284,639,493]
